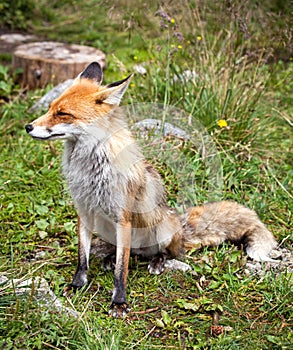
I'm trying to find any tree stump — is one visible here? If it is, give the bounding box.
[12,41,106,89]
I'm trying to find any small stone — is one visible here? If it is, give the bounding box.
[0,33,37,53]
[164,259,192,272]
[269,249,283,259]
[0,274,9,285]
[132,118,189,139]
[134,64,147,75]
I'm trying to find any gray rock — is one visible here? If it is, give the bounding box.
[132,118,189,139]
[0,33,38,53]
[30,79,74,113]
[164,259,192,272]
[1,275,78,318]
[244,247,293,276]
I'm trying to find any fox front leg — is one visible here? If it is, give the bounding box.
[63,216,92,293]
[109,218,131,318]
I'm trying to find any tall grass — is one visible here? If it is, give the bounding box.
[0,1,292,349]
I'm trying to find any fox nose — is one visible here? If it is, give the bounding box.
[25,124,34,133]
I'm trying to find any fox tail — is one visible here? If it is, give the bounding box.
[181,201,278,262]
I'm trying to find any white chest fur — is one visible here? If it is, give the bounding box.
[61,129,173,255]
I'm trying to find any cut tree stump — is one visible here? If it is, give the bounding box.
[12,41,106,89]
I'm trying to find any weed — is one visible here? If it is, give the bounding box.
[0,1,292,349]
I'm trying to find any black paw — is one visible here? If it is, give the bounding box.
[108,302,130,318]
[102,254,116,271]
[148,253,167,275]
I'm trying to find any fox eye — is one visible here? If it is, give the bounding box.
[56,110,75,118]
[56,111,68,116]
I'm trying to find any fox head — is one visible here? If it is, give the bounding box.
[25,62,133,141]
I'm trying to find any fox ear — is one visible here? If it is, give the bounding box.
[102,74,134,105]
[79,62,103,84]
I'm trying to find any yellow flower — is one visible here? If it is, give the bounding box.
[197,35,202,41]
[217,119,228,128]
[133,56,138,60]
[170,18,175,24]
[130,83,135,88]
[177,45,182,49]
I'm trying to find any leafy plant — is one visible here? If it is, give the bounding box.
[0,0,35,29]
[0,1,292,349]
[0,65,15,99]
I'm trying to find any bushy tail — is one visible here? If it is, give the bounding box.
[181,201,277,262]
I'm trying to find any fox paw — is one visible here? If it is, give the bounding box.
[62,282,85,297]
[108,302,130,318]
[148,254,166,275]
[62,284,76,297]
[102,254,116,271]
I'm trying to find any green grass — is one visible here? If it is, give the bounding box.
[0,1,292,349]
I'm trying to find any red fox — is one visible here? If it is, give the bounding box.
[25,62,277,317]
